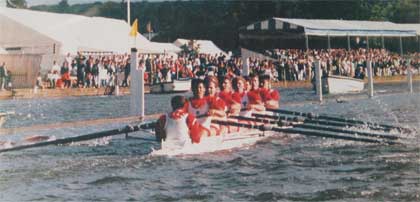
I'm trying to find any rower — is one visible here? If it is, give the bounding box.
[259,75,280,109]
[186,78,215,136]
[218,76,241,115]
[205,76,227,135]
[231,74,265,117]
[244,74,266,112]
[155,95,209,147]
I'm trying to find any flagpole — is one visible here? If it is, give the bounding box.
[127,0,131,26]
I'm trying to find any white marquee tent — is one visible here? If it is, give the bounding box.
[0,7,180,70]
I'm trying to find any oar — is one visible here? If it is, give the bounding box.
[231,115,401,141]
[212,119,400,145]
[254,113,396,132]
[0,123,157,153]
[266,108,412,133]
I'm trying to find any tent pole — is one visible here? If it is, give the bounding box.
[127,0,131,25]
[399,35,403,55]
[366,36,369,50]
[305,34,309,51]
[381,35,385,49]
[347,35,350,51]
[327,34,331,50]
[418,35,420,52]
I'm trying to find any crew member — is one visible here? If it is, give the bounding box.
[205,76,227,135]
[243,74,265,112]
[259,75,280,109]
[186,79,214,135]
[218,76,240,115]
[155,95,209,147]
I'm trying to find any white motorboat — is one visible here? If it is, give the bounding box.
[322,75,364,94]
[150,79,191,93]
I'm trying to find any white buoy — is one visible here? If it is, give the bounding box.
[407,59,413,94]
[315,59,322,102]
[130,48,143,118]
[367,60,374,98]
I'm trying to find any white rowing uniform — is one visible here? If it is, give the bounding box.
[163,113,190,149]
[239,93,253,117]
[188,101,211,129]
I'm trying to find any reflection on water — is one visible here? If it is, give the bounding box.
[0,83,419,201]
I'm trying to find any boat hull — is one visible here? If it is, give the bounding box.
[151,128,287,156]
[323,75,364,94]
[150,79,191,93]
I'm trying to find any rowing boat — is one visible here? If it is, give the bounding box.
[151,116,295,156]
[0,109,405,154]
[151,128,283,156]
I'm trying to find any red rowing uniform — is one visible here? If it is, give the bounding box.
[218,91,234,108]
[207,95,227,112]
[259,87,280,102]
[187,97,212,130]
[232,91,249,108]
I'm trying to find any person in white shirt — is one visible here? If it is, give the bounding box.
[51,60,61,74]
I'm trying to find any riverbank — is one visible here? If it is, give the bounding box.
[0,75,418,100]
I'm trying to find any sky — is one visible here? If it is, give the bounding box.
[25,0,144,6]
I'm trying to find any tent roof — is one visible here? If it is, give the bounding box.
[242,18,417,37]
[174,38,226,55]
[0,7,179,54]
[396,24,420,36]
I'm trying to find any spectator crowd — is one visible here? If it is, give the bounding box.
[37,48,419,90]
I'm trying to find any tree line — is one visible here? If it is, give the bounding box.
[10,0,420,51]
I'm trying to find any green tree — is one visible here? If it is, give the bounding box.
[7,0,27,8]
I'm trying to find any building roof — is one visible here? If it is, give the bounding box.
[242,18,417,37]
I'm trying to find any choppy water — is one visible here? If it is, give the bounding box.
[0,82,419,201]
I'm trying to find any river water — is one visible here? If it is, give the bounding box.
[0,82,419,201]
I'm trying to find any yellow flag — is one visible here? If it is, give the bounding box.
[129,19,138,37]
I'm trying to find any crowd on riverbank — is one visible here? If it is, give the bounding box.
[32,48,419,90]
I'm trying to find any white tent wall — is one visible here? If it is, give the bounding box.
[0,7,181,76]
[0,14,60,55]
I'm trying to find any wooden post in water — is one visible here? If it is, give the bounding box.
[130,48,144,118]
[407,59,413,94]
[242,56,250,77]
[367,60,374,98]
[139,57,145,119]
[315,59,322,102]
